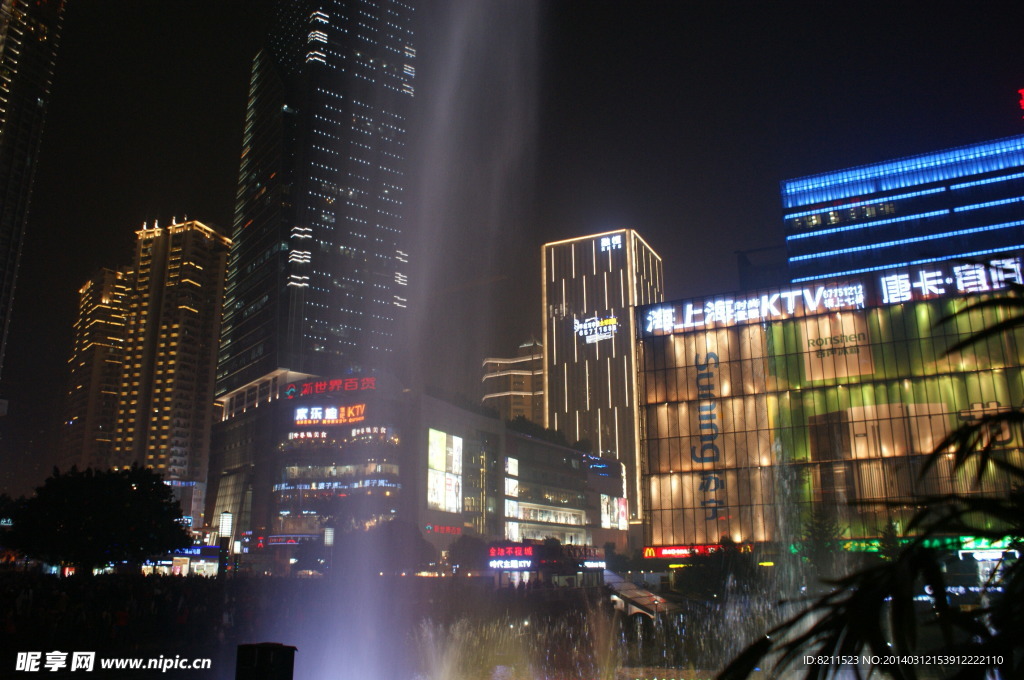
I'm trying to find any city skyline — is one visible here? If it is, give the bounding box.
[2,1,1024,494]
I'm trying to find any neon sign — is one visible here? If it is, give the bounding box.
[288,431,329,440]
[489,559,532,570]
[425,524,461,535]
[283,377,376,399]
[294,404,366,426]
[599,234,623,252]
[489,545,534,558]
[643,544,750,558]
[642,257,1024,336]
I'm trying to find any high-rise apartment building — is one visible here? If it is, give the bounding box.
[0,0,65,381]
[112,220,231,525]
[59,268,130,472]
[482,338,543,423]
[209,0,415,538]
[542,229,664,522]
[784,134,1024,283]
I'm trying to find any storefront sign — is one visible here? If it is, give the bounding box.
[642,258,1023,336]
[489,559,533,570]
[294,404,366,426]
[489,545,534,558]
[425,524,462,535]
[643,544,747,558]
[288,431,329,440]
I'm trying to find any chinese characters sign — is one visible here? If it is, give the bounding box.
[574,315,619,344]
[294,404,366,426]
[283,377,376,399]
[641,257,1024,336]
[878,258,1022,303]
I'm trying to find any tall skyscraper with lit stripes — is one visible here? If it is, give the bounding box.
[542,230,664,524]
[209,0,415,536]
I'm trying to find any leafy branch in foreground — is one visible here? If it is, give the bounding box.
[720,284,1024,680]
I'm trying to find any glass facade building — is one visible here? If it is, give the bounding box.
[209,0,415,538]
[784,134,1024,283]
[637,255,1024,549]
[542,229,663,521]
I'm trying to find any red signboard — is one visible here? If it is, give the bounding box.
[489,545,534,558]
[425,524,462,535]
[284,377,376,399]
[643,544,753,558]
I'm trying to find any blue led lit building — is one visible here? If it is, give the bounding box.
[783,134,1024,283]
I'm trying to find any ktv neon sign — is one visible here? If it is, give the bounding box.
[643,257,1024,336]
[294,404,366,426]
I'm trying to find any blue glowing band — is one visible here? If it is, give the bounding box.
[783,135,1024,208]
[952,196,1024,212]
[784,187,945,221]
[950,171,1024,191]
[790,220,1024,262]
[791,246,1024,282]
[786,210,948,241]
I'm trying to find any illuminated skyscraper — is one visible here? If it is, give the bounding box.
[112,220,231,525]
[0,0,65,382]
[784,134,1024,283]
[542,229,663,522]
[209,0,415,537]
[59,267,130,472]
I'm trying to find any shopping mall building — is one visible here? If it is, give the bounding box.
[636,255,1024,555]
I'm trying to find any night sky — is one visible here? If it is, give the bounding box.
[2,1,1023,494]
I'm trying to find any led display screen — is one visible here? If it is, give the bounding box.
[427,428,462,513]
[600,494,628,530]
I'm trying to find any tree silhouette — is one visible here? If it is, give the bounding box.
[6,466,191,573]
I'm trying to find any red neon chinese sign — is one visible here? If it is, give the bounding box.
[489,545,534,558]
[284,377,376,399]
[425,524,462,535]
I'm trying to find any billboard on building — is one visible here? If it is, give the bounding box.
[427,428,463,513]
[638,257,1024,547]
